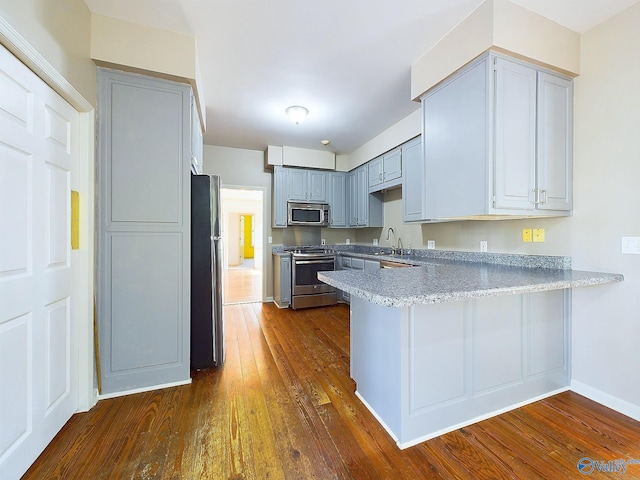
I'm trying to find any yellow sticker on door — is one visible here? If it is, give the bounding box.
[71,190,79,250]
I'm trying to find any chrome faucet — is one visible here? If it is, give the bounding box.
[385,227,396,255]
[397,237,403,255]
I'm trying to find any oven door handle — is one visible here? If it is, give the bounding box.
[294,259,335,265]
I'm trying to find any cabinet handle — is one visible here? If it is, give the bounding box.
[379,173,383,181]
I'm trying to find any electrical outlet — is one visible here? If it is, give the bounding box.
[427,240,435,250]
[522,229,532,242]
[268,236,273,244]
[533,228,545,243]
[345,238,350,245]
[480,241,488,252]
[373,239,378,246]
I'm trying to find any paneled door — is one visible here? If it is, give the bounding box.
[0,45,79,479]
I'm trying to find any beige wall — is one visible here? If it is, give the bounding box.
[0,0,96,105]
[347,109,421,170]
[203,145,356,299]
[203,145,279,300]
[411,0,580,100]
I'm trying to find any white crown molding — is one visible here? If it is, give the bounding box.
[0,13,93,112]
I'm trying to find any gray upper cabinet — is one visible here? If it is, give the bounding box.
[401,136,423,222]
[535,71,573,211]
[97,68,192,394]
[191,100,203,173]
[273,166,288,227]
[328,171,347,227]
[368,147,402,192]
[421,52,573,221]
[287,167,327,202]
[348,165,383,227]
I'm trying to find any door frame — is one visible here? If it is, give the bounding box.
[221,185,266,301]
[1,16,96,411]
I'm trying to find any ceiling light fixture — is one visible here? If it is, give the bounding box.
[285,105,309,124]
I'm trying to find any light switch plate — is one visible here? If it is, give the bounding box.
[427,240,435,250]
[522,229,533,242]
[480,241,487,252]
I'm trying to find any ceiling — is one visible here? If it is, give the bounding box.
[83,0,638,155]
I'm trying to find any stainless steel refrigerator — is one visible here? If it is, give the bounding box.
[191,174,224,368]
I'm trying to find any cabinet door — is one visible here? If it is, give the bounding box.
[382,148,402,184]
[364,259,380,270]
[328,172,347,227]
[368,157,383,190]
[273,166,288,227]
[493,57,537,210]
[356,166,368,226]
[402,136,424,222]
[347,171,358,226]
[308,170,327,202]
[351,258,365,270]
[536,72,573,211]
[423,56,488,219]
[288,168,308,201]
[281,256,291,304]
[98,69,191,394]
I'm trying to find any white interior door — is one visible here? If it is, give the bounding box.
[0,44,79,479]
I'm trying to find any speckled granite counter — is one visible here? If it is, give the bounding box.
[318,251,623,307]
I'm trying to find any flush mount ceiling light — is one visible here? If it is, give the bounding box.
[285,105,309,124]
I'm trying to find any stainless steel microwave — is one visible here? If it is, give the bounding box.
[287,202,330,227]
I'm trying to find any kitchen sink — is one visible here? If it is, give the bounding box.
[380,260,416,268]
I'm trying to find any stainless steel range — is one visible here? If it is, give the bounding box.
[285,246,337,309]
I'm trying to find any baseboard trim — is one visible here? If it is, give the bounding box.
[571,380,640,422]
[98,378,192,400]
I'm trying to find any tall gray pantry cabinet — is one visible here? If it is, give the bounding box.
[97,69,194,394]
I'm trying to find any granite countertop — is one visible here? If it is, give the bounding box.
[316,247,623,308]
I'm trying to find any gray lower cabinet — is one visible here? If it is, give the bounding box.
[337,255,380,303]
[350,288,569,446]
[421,52,572,221]
[97,69,192,394]
[273,253,291,308]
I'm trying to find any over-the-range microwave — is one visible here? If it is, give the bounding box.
[287,202,330,227]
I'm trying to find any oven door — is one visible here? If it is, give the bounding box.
[292,256,336,295]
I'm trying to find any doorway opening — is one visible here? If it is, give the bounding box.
[220,187,264,304]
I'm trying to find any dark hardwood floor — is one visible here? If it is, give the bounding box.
[23,303,640,479]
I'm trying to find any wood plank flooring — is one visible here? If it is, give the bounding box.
[223,266,262,304]
[23,303,640,479]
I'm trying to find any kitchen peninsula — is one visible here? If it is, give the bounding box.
[318,249,623,448]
